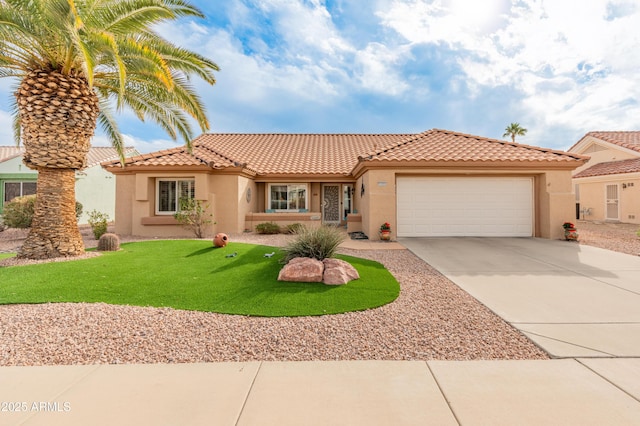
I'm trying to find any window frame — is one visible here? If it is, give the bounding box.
[155,178,195,215]
[3,181,37,203]
[268,183,308,212]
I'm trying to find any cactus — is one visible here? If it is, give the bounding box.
[97,233,120,251]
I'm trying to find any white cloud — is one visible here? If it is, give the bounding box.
[354,43,410,95]
[253,0,353,58]
[378,0,640,137]
[0,109,16,144]
[91,133,179,153]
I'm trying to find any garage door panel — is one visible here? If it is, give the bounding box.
[397,177,533,237]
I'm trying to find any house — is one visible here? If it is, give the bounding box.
[569,131,640,224]
[0,146,139,223]
[0,146,36,207]
[103,129,586,240]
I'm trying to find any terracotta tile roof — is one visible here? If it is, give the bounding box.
[103,144,240,169]
[360,129,586,164]
[0,146,138,167]
[86,146,139,167]
[569,131,640,153]
[0,146,24,162]
[573,157,640,178]
[105,130,585,175]
[108,134,413,175]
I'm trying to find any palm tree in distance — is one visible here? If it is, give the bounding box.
[0,0,219,259]
[503,123,528,143]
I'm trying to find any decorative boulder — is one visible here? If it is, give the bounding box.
[213,233,229,247]
[278,257,324,282]
[322,258,360,285]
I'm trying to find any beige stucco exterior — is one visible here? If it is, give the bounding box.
[110,168,358,237]
[352,165,577,241]
[574,174,640,224]
[108,164,579,241]
[105,130,585,241]
[570,134,640,224]
[572,136,638,175]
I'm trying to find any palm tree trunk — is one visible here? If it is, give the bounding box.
[18,168,84,259]
[15,70,98,259]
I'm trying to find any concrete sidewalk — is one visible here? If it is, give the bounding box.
[3,359,640,425]
[400,237,640,358]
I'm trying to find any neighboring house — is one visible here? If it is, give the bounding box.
[569,131,640,224]
[0,146,139,224]
[103,129,586,240]
[0,147,36,207]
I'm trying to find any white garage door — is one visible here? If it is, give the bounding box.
[397,177,533,237]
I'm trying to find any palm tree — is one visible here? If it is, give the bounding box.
[503,123,528,143]
[0,0,219,259]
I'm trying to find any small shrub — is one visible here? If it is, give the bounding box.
[87,210,109,240]
[97,233,120,251]
[75,201,83,222]
[282,225,346,263]
[2,195,35,228]
[255,222,281,234]
[285,223,306,234]
[174,198,214,238]
[2,195,82,228]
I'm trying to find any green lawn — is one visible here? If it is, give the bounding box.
[0,253,15,260]
[0,240,399,317]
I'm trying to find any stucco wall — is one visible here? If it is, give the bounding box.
[538,170,577,239]
[114,174,134,235]
[0,155,116,222]
[357,168,576,240]
[358,170,396,239]
[575,175,640,224]
[237,177,258,232]
[75,166,117,224]
[570,137,640,224]
[113,172,216,238]
[0,156,29,174]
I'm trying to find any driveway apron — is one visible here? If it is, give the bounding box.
[399,237,640,358]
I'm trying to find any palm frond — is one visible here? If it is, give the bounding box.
[96,97,125,164]
[10,97,21,146]
[1,0,218,153]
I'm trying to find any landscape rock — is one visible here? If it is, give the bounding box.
[322,258,360,285]
[278,257,324,282]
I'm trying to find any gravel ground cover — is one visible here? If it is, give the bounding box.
[0,229,549,365]
[575,221,640,256]
[2,221,635,366]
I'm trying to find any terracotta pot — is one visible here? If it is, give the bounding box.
[564,229,578,241]
[213,233,229,247]
[379,230,391,241]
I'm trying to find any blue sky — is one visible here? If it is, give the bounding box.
[1,0,639,153]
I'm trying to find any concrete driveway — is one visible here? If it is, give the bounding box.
[399,237,640,358]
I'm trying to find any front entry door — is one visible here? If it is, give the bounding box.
[322,184,341,225]
[606,184,619,221]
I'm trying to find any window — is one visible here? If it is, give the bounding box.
[343,184,353,220]
[4,181,37,203]
[156,179,195,214]
[269,184,307,211]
